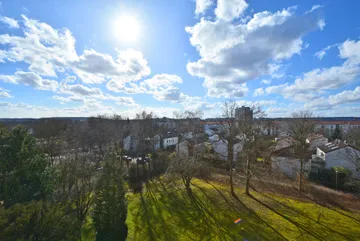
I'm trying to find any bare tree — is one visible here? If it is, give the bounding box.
[34,119,68,165]
[236,107,269,195]
[56,152,97,222]
[218,100,240,196]
[174,110,203,154]
[135,110,155,120]
[133,111,157,155]
[287,111,314,191]
[167,154,210,194]
[343,126,360,172]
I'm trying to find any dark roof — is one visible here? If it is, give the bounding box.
[318,142,348,153]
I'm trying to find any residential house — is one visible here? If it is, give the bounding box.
[123,135,137,152]
[176,140,207,157]
[313,141,360,178]
[273,136,296,156]
[211,139,243,162]
[271,135,307,178]
[124,134,162,153]
[271,156,312,179]
[306,133,328,151]
[163,134,179,149]
[153,135,161,151]
[208,134,220,143]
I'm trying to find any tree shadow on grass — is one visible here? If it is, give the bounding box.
[252,176,360,225]
[139,192,156,241]
[251,187,356,240]
[186,188,237,241]
[191,182,274,241]
[193,180,292,241]
[199,180,289,240]
[148,179,244,240]
[248,193,332,241]
[146,179,209,240]
[299,192,360,224]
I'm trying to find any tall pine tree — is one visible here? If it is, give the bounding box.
[331,125,342,141]
[0,125,53,207]
[93,153,127,241]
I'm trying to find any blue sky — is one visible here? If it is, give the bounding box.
[0,0,360,118]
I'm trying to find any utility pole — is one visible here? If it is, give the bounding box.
[335,169,338,191]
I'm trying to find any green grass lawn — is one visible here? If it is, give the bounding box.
[81,214,96,241]
[126,178,360,241]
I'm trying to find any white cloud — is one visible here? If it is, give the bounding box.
[195,0,213,15]
[0,15,77,77]
[237,99,276,107]
[317,19,326,30]
[314,44,334,60]
[0,15,151,84]
[0,101,177,119]
[302,95,360,116]
[0,16,19,28]
[266,40,360,102]
[266,107,292,117]
[253,87,264,96]
[53,77,139,107]
[0,100,117,118]
[329,86,360,105]
[305,4,323,14]
[107,73,190,102]
[0,87,12,98]
[186,5,323,98]
[304,97,332,111]
[246,7,296,30]
[215,0,248,21]
[339,39,360,64]
[74,48,150,84]
[0,71,58,91]
[52,95,85,104]
[260,79,271,85]
[141,74,182,88]
[59,77,101,96]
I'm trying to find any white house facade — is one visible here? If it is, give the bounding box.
[212,140,243,161]
[271,156,312,179]
[163,136,179,149]
[315,142,360,178]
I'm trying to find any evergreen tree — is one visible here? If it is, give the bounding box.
[93,153,128,241]
[0,201,81,241]
[331,125,342,140]
[0,125,53,207]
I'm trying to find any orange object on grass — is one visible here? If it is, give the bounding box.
[234,218,242,224]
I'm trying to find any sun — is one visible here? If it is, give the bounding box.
[114,15,140,43]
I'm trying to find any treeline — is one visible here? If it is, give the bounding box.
[0,124,128,241]
[0,110,175,241]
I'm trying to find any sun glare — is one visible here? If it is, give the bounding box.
[114,15,140,43]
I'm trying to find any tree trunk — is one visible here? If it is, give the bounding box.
[245,158,250,195]
[299,159,304,191]
[229,171,235,196]
[228,139,235,196]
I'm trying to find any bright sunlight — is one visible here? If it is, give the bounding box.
[114,15,140,43]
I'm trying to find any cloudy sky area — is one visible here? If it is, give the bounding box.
[0,0,360,118]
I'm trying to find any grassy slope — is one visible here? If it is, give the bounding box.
[126,178,360,241]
